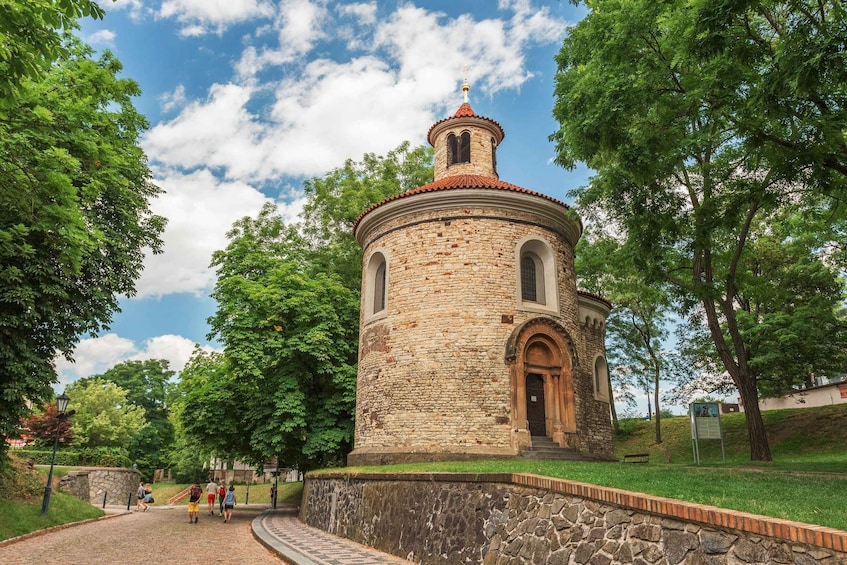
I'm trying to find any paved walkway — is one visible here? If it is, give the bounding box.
[253,506,413,565]
[0,504,413,565]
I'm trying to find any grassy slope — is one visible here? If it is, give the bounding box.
[612,403,847,472]
[0,455,104,541]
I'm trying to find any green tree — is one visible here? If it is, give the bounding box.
[175,347,254,467]
[93,359,176,478]
[208,206,360,471]
[551,0,847,460]
[0,38,165,456]
[576,235,673,443]
[65,378,146,448]
[0,0,107,111]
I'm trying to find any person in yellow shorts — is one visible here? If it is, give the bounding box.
[187,482,202,523]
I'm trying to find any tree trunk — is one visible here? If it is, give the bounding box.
[653,364,662,444]
[737,376,772,461]
[607,376,620,434]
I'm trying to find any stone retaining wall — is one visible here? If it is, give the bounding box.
[301,472,847,564]
[60,467,140,507]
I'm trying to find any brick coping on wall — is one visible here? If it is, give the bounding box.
[308,471,847,553]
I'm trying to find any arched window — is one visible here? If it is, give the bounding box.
[374,261,386,313]
[447,133,458,165]
[520,254,542,303]
[364,251,388,319]
[459,131,471,163]
[491,137,497,175]
[517,238,558,313]
[594,356,610,402]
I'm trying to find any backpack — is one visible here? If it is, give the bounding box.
[189,485,202,502]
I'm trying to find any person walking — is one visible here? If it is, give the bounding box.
[136,481,148,512]
[206,478,218,516]
[187,482,202,523]
[223,484,236,523]
[218,482,226,516]
[143,483,154,507]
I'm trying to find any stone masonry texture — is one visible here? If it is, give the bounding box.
[303,472,847,565]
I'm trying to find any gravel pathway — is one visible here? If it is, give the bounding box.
[0,506,283,564]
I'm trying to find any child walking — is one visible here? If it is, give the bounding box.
[223,485,236,523]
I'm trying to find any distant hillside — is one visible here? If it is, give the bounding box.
[612,404,847,472]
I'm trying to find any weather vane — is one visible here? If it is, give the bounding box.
[461,63,471,103]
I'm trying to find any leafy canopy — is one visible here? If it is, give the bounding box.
[552,0,847,460]
[0,37,164,455]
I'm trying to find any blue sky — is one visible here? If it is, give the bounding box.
[55,1,687,410]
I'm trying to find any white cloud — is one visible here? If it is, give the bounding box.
[160,84,187,114]
[337,2,376,26]
[86,29,116,46]
[55,334,217,388]
[108,0,149,21]
[159,0,276,35]
[135,168,271,297]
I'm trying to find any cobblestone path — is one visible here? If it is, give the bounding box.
[0,506,283,564]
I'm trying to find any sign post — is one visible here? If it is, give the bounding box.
[689,402,725,465]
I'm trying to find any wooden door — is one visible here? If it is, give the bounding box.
[526,373,546,436]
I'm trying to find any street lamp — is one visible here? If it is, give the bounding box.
[41,392,72,515]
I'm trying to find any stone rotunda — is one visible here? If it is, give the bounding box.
[347,83,614,466]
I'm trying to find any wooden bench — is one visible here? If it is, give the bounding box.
[622,453,650,464]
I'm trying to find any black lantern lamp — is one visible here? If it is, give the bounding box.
[41,392,72,515]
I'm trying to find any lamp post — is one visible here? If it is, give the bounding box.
[41,392,71,515]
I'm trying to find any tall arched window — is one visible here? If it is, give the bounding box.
[594,356,610,402]
[520,254,542,303]
[458,131,470,163]
[517,238,558,313]
[447,133,458,165]
[364,251,388,319]
[491,137,497,175]
[374,261,386,313]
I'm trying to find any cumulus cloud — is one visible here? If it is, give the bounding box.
[160,84,187,114]
[55,334,216,387]
[135,168,271,298]
[159,0,276,35]
[86,29,116,46]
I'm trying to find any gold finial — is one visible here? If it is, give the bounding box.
[461,64,470,103]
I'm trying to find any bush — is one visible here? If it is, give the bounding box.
[14,449,81,466]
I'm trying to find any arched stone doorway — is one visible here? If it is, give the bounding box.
[505,318,577,450]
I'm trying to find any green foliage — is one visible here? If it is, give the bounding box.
[65,378,146,448]
[551,0,847,461]
[92,359,176,480]
[207,209,360,470]
[0,36,165,458]
[576,235,673,442]
[0,0,107,111]
[15,449,81,466]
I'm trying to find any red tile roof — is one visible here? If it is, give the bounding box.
[577,290,613,309]
[353,174,572,234]
[427,103,505,145]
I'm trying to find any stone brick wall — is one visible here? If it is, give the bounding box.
[302,472,847,565]
[60,467,140,507]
